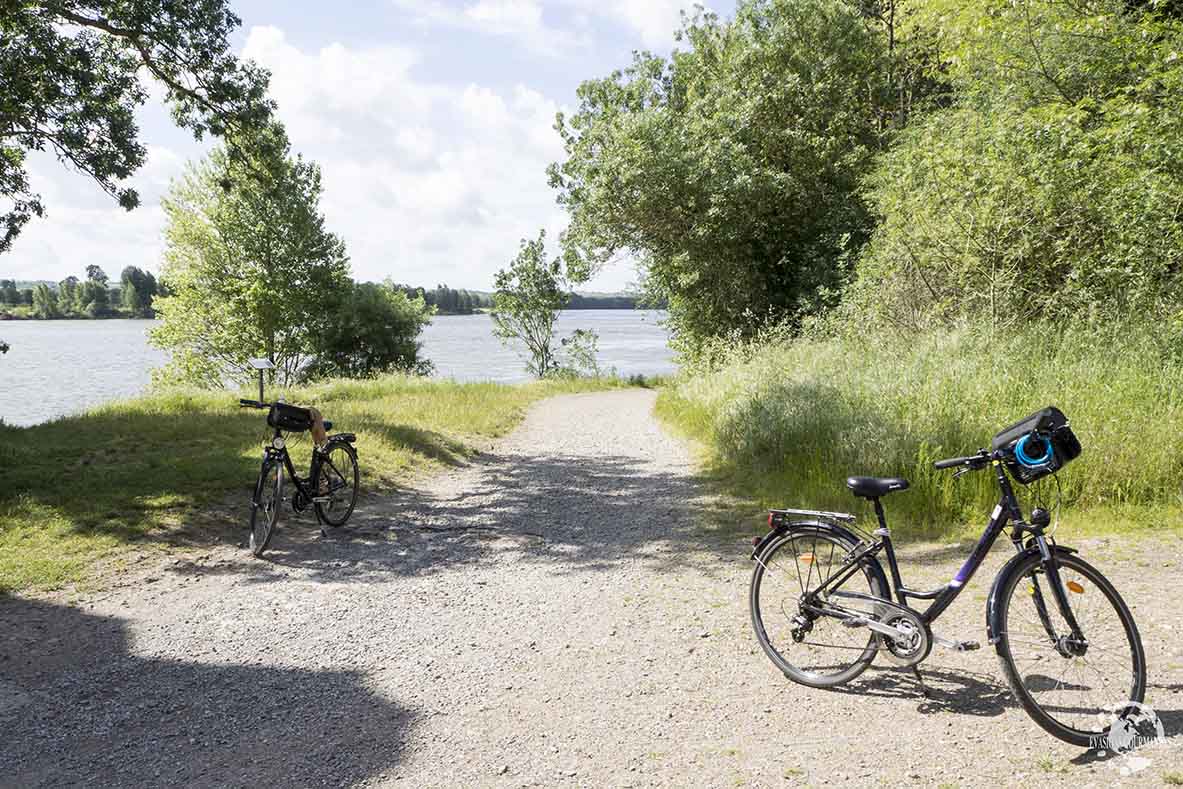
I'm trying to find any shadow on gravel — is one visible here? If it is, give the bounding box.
[0,595,412,788]
[830,666,1014,718]
[168,449,745,586]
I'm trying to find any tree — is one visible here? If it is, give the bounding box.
[120,265,157,317]
[58,276,80,316]
[550,0,894,355]
[491,230,570,377]
[150,126,351,387]
[0,1,274,253]
[31,283,58,318]
[85,265,108,285]
[845,0,1183,332]
[306,281,435,380]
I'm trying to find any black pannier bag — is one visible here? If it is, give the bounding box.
[990,405,1082,485]
[267,402,314,433]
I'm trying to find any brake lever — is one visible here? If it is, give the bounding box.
[953,467,971,480]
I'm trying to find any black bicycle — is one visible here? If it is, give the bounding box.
[749,406,1146,747]
[239,397,359,557]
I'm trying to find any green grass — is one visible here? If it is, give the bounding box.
[657,323,1183,540]
[1163,771,1183,785]
[0,374,626,593]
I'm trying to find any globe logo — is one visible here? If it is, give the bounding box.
[1102,702,1165,754]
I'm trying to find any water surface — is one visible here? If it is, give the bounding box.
[0,311,675,426]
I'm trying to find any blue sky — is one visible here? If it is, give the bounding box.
[8,0,737,292]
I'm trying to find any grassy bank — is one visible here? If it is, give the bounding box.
[657,325,1183,540]
[0,375,627,592]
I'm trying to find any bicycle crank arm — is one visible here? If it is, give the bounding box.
[805,603,913,641]
[838,615,913,641]
[932,633,981,652]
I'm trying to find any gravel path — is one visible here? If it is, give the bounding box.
[2,389,1181,787]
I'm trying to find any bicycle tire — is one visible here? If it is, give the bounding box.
[994,551,1146,747]
[314,440,359,527]
[750,528,887,688]
[249,458,283,557]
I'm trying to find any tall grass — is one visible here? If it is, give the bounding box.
[0,375,626,592]
[657,324,1183,538]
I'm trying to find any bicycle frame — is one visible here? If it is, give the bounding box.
[802,458,1083,639]
[259,426,326,512]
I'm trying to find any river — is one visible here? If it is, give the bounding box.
[0,311,676,427]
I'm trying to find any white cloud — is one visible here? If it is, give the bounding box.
[240,26,570,287]
[391,0,585,55]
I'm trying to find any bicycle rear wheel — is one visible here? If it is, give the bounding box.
[750,528,887,688]
[249,458,283,557]
[314,441,358,527]
[995,552,1146,747]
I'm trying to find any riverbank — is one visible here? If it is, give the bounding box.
[0,375,637,593]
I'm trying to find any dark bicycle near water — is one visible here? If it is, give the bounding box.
[749,406,1146,747]
[238,361,359,556]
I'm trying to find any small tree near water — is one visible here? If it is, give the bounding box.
[491,231,570,378]
[492,230,604,378]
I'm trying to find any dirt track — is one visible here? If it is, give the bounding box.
[2,389,1181,787]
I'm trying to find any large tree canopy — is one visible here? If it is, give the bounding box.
[0,1,274,252]
[150,126,351,388]
[847,0,1183,332]
[549,0,900,354]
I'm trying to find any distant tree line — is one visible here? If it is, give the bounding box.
[390,283,648,314]
[392,284,491,315]
[0,266,161,319]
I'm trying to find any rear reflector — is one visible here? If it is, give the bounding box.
[1067,581,1084,594]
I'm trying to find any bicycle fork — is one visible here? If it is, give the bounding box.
[1025,535,1089,656]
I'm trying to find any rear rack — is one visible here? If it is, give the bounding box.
[769,507,856,523]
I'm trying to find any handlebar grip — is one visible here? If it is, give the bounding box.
[934,456,975,470]
[239,399,265,408]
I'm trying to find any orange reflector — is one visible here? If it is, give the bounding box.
[799,553,816,564]
[1067,581,1084,594]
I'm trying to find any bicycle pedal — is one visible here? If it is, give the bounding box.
[933,634,981,651]
[311,496,331,503]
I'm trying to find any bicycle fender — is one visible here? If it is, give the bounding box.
[751,520,890,594]
[985,544,1078,644]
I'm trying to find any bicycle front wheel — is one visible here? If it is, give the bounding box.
[314,441,358,527]
[751,528,886,688]
[995,552,1146,747]
[249,458,283,557]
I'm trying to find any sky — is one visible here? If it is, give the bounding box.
[7,0,738,292]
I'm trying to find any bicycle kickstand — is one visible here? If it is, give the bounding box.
[911,666,933,699]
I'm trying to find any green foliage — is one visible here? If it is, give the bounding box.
[848,0,1183,331]
[120,265,157,317]
[306,281,435,380]
[491,230,570,377]
[0,1,274,252]
[658,323,1183,537]
[150,127,351,387]
[31,283,58,318]
[550,0,895,354]
[0,374,631,592]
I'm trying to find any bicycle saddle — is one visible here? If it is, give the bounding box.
[846,476,910,499]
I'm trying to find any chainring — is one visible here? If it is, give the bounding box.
[827,590,932,667]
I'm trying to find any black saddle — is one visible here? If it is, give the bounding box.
[846,476,910,499]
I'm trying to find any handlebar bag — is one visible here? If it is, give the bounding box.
[267,402,314,433]
[991,405,1082,484]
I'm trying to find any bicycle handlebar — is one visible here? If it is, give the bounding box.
[239,399,269,409]
[933,452,990,470]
